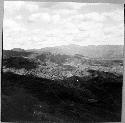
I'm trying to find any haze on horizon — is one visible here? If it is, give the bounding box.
[3,1,124,50]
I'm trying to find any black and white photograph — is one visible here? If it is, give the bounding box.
[2,1,124,122]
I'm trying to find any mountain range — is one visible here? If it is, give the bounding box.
[9,44,123,60]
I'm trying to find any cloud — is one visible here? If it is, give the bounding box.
[4,1,25,11]
[103,9,124,22]
[4,1,39,19]
[26,3,39,12]
[3,18,26,32]
[84,12,105,22]
[29,13,51,22]
[4,1,39,12]
[63,2,88,9]
[15,15,23,20]
[3,2,124,49]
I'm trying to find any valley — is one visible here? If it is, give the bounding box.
[2,45,123,122]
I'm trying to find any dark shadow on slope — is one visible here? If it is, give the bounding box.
[1,71,123,122]
[3,56,39,70]
[3,50,33,59]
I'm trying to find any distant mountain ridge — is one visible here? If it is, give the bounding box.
[5,44,123,60]
[26,44,123,60]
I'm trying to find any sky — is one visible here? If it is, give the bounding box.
[3,1,124,49]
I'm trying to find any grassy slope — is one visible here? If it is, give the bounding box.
[1,71,122,122]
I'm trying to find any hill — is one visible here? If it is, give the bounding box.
[27,44,123,60]
[2,71,122,122]
[2,44,123,122]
